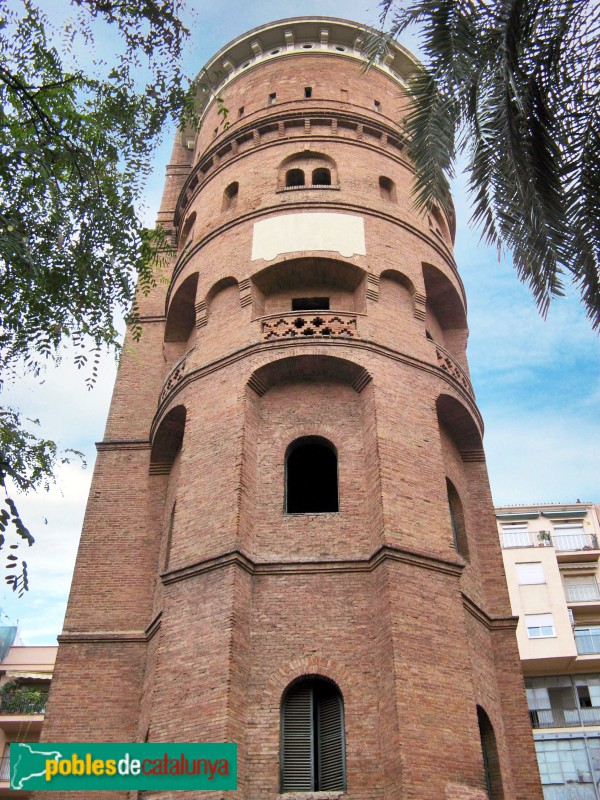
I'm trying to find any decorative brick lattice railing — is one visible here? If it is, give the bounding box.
[435,345,474,397]
[262,313,358,341]
[160,354,187,402]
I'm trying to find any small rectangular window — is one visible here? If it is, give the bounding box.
[516,562,545,585]
[374,99,381,112]
[304,87,312,98]
[268,92,277,105]
[292,297,330,311]
[526,613,555,638]
[238,106,245,117]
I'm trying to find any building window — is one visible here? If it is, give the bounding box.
[374,99,381,112]
[516,562,545,585]
[575,626,600,655]
[501,523,532,548]
[269,92,277,105]
[525,613,555,638]
[286,168,305,188]
[304,87,312,98]
[285,437,338,514]
[291,297,330,311]
[534,736,600,788]
[238,106,245,117]
[379,176,397,202]
[312,167,331,186]
[222,181,239,211]
[281,677,346,792]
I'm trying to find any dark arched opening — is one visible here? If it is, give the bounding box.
[447,478,469,560]
[312,167,331,186]
[379,176,396,202]
[286,168,305,188]
[222,181,239,211]
[281,677,346,792]
[477,706,504,799]
[286,437,338,513]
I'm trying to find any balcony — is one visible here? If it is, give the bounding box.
[555,533,599,552]
[500,530,600,559]
[565,583,600,603]
[530,706,600,728]
[0,691,47,715]
[261,312,358,342]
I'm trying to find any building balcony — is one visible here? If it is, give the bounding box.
[0,693,47,715]
[530,707,600,729]
[0,756,7,781]
[261,311,359,342]
[501,530,600,560]
[555,533,600,563]
[565,583,600,603]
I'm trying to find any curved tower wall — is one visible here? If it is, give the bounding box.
[39,17,542,800]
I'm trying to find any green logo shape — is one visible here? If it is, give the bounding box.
[10,742,237,791]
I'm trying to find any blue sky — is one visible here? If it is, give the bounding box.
[2,0,599,644]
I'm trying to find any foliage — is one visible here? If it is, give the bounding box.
[371,0,600,327]
[0,679,48,713]
[0,0,194,592]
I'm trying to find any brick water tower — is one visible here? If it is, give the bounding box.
[40,17,543,800]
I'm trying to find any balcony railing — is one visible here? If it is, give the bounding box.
[501,530,540,548]
[575,633,600,655]
[554,533,599,552]
[0,693,47,715]
[500,531,599,552]
[0,756,8,781]
[566,583,600,602]
[261,312,358,341]
[530,707,600,728]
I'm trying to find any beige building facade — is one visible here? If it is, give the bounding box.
[0,644,56,797]
[498,503,600,799]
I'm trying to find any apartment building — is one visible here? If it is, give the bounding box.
[499,502,600,799]
[0,644,56,797]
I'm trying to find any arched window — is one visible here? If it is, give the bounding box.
[447,478,469,560]
[222,181,239,211]
[312,167,331,186]
[477,706,503,799]
[180,211,196,247]
[379,176,396,202]
[286,437,338,513]
[286,168,305,188]
[281,677,346,792]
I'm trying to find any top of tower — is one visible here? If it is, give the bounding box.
[181,16,419,146]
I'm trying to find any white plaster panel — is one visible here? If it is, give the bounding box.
[251,212,366,261]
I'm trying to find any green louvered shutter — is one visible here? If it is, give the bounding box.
[282,684,314,790]
[317,690,346,790]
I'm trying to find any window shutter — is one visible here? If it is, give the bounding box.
[317,691,345,790]
[282,684,313,791]
[515,562,545,584]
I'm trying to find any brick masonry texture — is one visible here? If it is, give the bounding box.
[35,19,543,800]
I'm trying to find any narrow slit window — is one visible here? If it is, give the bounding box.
[222,181,239,212]
[269,92,277,105]
[379,176,396,202]
[304,87,313,98]
[374,99,381,112]
[238,106,245,117]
